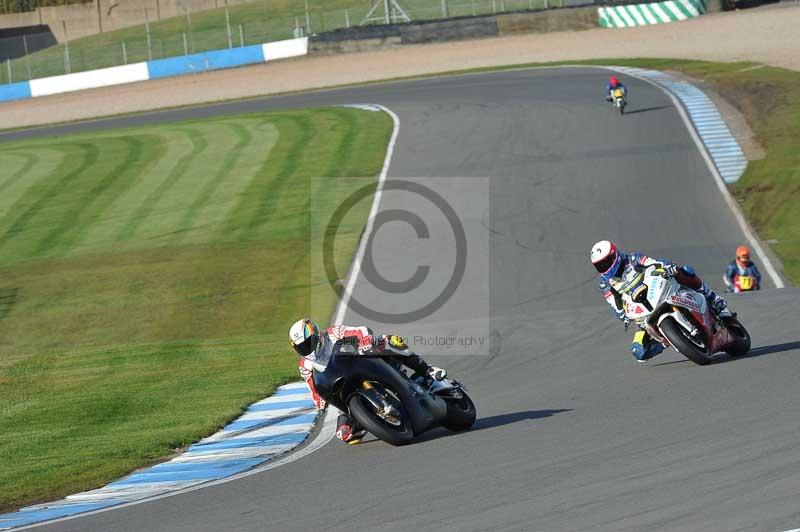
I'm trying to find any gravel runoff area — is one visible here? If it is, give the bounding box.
[1,4,798,129]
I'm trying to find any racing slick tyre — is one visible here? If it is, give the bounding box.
[723,318,751,357]
[660,316,713,366]
[441,390,477,431]
[348,393,413,446]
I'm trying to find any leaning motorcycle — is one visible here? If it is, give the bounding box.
[620,264,751,365]
[312,348,476,446]
[612,88,627,115]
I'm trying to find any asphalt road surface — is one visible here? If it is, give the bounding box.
[6,68,800,532]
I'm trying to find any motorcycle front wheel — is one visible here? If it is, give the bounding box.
[660,316,713,366]
[724,317,751,357]
[348,392,414,446]
[441,390,477,431]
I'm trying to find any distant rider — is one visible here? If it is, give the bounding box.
[606,76,627,103]
[289,318,447,445]
[590,240,728,362]
[724,245,762,293]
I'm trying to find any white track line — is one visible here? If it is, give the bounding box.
[333,104,401,324]
[602,66,785,289]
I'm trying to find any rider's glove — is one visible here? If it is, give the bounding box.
[427,366,447,381]
[623,317,631,332]
[662,263,680,278]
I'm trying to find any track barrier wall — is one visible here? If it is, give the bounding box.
[0,37,308,103]
[598,0,706,27]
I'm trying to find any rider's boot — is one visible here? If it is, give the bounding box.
[697,282,728,315]
[336,415,367,445]
[631,330,664,362]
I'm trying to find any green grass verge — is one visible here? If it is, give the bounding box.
[0,0,551,82]
[0,106,392,511]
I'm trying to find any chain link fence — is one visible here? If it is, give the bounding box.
[0,0,584,83]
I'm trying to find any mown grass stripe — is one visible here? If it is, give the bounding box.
[216,114,310,239]
[0,143,99,251]
[35,136,164,257]
[0,153,39,196]
[171,123,253,244]
[324,108,358,176]
[245,114,315,235]
[116,128,207,243]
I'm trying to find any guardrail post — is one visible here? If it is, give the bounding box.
[6,60,11,84]
[238,24,244,47]
[144,8,152,60]
[62,20,71,74]
[345,8,350,27]
[182,33,188,55]
[304,0,312,34]
[441,0,449,17]
[492,0,497,13]
[185,8,194,54]
[225,0,232,48]
[23,34,31,80]
[122,41,128,63]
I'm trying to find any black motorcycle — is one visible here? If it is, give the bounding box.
[312,347,476,446]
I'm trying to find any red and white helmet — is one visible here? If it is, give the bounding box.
[590,240,621,277]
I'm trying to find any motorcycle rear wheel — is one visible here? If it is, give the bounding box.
[660,316,713,366]
[724,318,751,357]
[441,391,477,431]
[348,393,414,446]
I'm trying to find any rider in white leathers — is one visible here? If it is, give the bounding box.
[590,240,727,362]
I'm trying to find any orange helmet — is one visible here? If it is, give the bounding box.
[736,245,750,262]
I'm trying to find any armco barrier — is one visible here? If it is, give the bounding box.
[0,80,32,102]
[0,37,308,104]
[147,44,265,79]
[29,62,149,97]
[598,0,706,27]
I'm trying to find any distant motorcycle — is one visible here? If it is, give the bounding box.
[312,348,476,446]
[621,264,751,365]
[612,87,627,115]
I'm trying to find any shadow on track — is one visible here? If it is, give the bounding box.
[624,105,672,115]
[651,340,800,367]
[472,409,573,430]
[719,340,800,363]
[408,409,573,445]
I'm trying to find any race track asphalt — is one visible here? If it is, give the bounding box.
[5,67,800,532]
